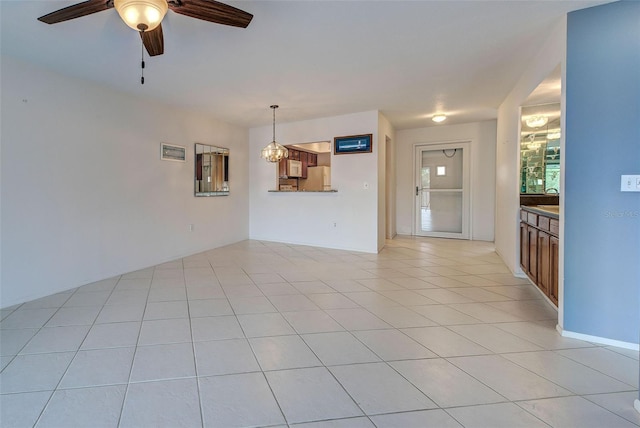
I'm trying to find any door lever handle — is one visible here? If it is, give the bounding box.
[416,186,419,196]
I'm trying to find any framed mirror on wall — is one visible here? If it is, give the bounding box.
[195,143,229,196]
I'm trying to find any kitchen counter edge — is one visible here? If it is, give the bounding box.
[521,205,560,219]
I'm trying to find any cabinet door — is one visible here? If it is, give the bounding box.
[279,159,287,178]
[300,151,308,178]
[308,153,317,167]
[549,236,559,305]
[520,222,529,273]
[527,226,538,281]
[537,231,550,295]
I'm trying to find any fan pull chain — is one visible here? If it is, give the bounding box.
[140,35,145,85]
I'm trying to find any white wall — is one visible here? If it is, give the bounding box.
[395,121,497,240]
[495,18,566,274]
[249,111,381,253]
[0,56,249,308]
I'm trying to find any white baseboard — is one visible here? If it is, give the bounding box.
[635,399,640,414]
[556,325,640,351]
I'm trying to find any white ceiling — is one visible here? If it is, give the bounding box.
[521,64,561,131]
[0,1,606,130]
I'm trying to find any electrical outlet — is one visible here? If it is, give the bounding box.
[363,182,369,190]
[621,175,640,192]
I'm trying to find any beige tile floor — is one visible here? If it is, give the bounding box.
[1,236,638,427]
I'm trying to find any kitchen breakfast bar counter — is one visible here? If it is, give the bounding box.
[268,190,338,193]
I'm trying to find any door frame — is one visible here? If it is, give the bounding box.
[413,141,471,239]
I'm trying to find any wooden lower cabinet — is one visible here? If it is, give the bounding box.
[519,222,538,282]
[527,226,538,282]
[520,222,529,274]
[520,208,559,306]
[549,236,559,305]
[537,231,550,296]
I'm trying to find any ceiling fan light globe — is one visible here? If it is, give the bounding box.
[114,0,168,31]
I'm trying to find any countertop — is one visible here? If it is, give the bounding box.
[268,190,338,193]
[521,205,560,219]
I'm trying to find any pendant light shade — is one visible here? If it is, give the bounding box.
[114,0,168,31]
[261,105,289,163]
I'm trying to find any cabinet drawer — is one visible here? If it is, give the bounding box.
[538,216,550,231]
[550,219,559,236]
[527,212,538,226]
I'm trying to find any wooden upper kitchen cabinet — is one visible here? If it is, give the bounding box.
[278,148,318,179]
[278,158,287,178]
[300,151,308,178]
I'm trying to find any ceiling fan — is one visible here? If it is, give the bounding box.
[38,0,253,57]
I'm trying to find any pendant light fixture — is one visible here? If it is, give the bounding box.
[432,114,447,123]
[525,115,548,128]
[261,105,289,163]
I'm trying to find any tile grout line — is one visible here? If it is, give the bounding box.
[30,275,122,427]
[115,271,154,428]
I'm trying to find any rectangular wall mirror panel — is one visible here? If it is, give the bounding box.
[520,103,561,195]
[195,143,229,196]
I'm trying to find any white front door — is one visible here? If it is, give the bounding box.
[414,142,470,239]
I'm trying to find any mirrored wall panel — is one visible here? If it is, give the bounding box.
[195,144,229,196]
[520,103,561,194]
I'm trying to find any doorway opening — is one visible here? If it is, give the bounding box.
[414,142,470,239]
[385,136,396,239]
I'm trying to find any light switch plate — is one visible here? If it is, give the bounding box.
[620,175,640,192]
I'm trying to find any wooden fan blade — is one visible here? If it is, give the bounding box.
[169,0,252,28]
[141,24,164,56]
[38,0,113,24]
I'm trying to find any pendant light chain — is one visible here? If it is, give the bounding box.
[271,104,278,142]
[140,32,146,85]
